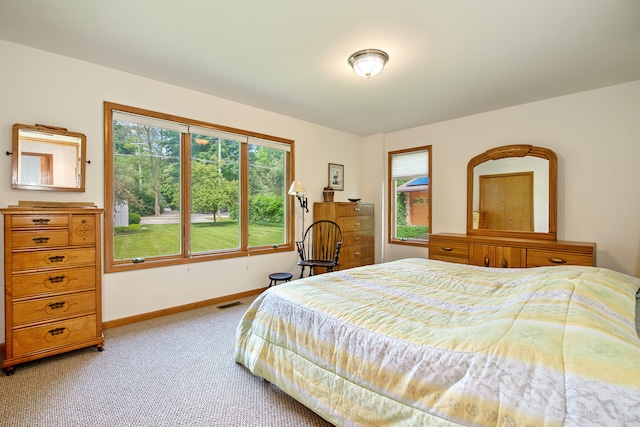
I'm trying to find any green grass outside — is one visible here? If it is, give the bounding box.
[397,225,429,240]
[114,219,284,259]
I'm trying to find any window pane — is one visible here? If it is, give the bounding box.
[112,119,182,260]
[248,143,286,247]
[390,147,430,243]
[190,134,240,253]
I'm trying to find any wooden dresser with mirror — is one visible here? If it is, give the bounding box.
[429,145,596,268]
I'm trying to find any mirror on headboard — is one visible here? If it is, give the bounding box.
[467,145,557,240]
[11,123,86,192]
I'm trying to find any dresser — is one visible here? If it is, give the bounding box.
[429,233,595,268]
[1,206,104,375]
[314,202,374,271]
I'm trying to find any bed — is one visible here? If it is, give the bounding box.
[235,258,640,426]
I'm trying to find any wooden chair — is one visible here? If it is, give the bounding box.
[296,220,343,278]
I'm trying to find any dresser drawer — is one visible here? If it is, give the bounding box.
[339,257,374,270]
[340,245,374,262]
[70,215,97,245]
[11,214,69,229]
[13,291,96,326]
[12,248,96,272]
[12,314,98,357]
[13,267,96,298]
[527,250,594,267]
[429,239,469,261]
[337,216,374,233]
[11,229,69,249]
[336,203,374,217]
[342,231,374,247]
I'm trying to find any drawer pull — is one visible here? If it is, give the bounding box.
[32,236,51,244]
[484,256,490,267]
[548,257,567,264]
[354,208,360,212]
[48,327,66,336]
[502,258,508,268]
[354,237,361,242]
[354,222,360,228]
[32,218,51,225]
[48,301,66,310]
[354,252,361,257]
[44,326,71,342]
[442,246,452,251]
[48,255,67,263]
[47,275,67,284]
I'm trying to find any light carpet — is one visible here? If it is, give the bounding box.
[0,296,333,427]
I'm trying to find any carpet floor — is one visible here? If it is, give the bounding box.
[0,296,333,426]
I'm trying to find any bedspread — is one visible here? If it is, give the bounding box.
[235,258,640,426]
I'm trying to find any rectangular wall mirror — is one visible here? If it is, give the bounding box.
[11,123,86,192]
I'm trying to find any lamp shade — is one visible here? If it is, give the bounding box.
[348,49,389,78]
[288,181,307,195]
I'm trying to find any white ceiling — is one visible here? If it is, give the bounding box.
[1,1,639,136]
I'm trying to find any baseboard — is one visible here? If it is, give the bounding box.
[102,288,264,330]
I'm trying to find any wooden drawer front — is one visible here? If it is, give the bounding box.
[342,231,374,248]
[11,214,68,229]
[429,240,469,261]
[13,291,96,326]
[339,257,374,270]
[337,216,373,233]
[12,248,96,272]
[13,314,97,357]
[11,229,69,249]
[527,250,594,267]
[13,267,96,298]
[341,245,374,262]
[70,215,97,245]
[336,203,374,217]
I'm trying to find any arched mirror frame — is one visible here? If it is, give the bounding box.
[11,123,87,192]
[467,144,557,241]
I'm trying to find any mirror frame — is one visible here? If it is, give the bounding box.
[467,144,557,240]
[12,123,86,192]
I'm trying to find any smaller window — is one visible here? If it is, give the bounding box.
[388,146,431,246]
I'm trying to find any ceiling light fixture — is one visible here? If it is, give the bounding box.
[348,49,389,78]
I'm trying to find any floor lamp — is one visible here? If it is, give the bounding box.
[288,181,308,240]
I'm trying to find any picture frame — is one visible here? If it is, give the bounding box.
[328,163,344,191]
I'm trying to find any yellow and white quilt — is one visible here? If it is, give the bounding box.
[235,258,640,426]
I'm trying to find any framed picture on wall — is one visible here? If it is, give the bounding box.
[328,163,344,191]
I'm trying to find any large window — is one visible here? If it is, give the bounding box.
[104,102,294,272]
[388,146,431,246]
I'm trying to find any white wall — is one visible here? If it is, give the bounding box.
[375,81,640,277]
[0,40,362,341]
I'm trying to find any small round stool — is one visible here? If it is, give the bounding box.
[268,272,293,287]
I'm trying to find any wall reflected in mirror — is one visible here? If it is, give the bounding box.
[12,124,86,192]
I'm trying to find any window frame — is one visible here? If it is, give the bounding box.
[387,145,432,247]
[104,101,295,273]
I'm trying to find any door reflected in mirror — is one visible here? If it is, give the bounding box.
[12,124,86,192]
[472,156,549,232]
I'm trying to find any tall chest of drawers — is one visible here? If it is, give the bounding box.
[1,206,104,375]
[314,202,374,271]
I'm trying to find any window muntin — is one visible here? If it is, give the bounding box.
[388,146,431,246]
[105,102,294,272]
